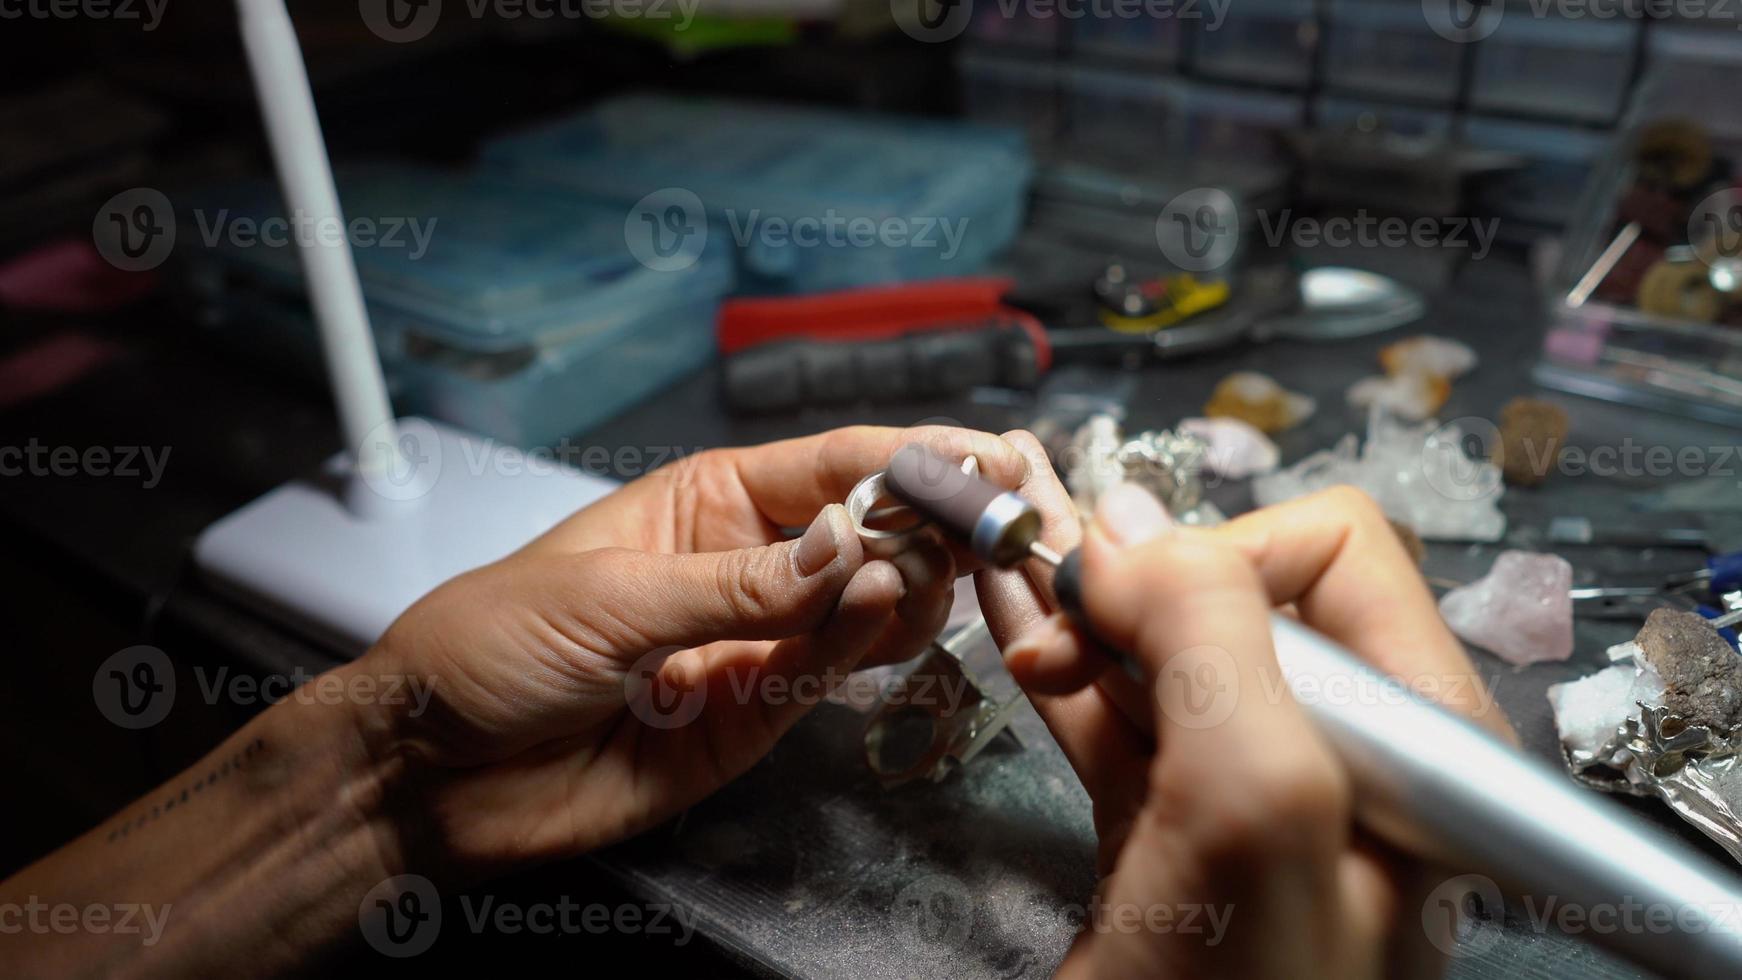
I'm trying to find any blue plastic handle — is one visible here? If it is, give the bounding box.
[1707,550,1742,594]
[1697,605,1741,645]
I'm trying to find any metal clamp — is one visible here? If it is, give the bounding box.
[863,618,1024,787]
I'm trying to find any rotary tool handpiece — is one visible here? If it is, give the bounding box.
[881,443,1742,978]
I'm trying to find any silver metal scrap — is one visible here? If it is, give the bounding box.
[1064,413,1222,524]
[1560,645,1742,863]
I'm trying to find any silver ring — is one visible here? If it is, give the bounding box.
[846,455,979,558]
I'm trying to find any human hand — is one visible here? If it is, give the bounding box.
[353,425,1030,879]
[975,456,1511,978]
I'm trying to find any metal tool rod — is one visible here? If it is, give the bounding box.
[237,0,401,512]
[882,443,1742,976]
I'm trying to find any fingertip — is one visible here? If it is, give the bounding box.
[898,539,954,602]
[997,428,1042,480]
[841,558,905,615]
[1092,482,1173,547]
[1005,612,1104,695]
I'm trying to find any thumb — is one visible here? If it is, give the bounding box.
[574,504,864,655]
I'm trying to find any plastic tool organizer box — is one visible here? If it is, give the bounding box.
[178,166,733,447]
[483,93,1034,294]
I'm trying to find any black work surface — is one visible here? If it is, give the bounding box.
[4,252,1738,978]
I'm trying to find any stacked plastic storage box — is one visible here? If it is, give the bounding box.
[178,167,733,447]
[482,93,1034,294]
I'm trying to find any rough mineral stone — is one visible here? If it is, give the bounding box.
[1635,607,1742,733]
[1178,416,1280,479]
[1346,372,1451,422]
[1252,408,1506,541]
[1379,335,1478,380]
[1494,398,1569,488]
[1438,550,1574,665]
[1202,372,1315,434]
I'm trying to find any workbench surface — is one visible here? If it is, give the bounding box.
[4,250,1735,978]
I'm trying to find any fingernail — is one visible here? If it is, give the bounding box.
[1005,613,1069,661]
[1093,482,1173,547]
[796,505,845,576]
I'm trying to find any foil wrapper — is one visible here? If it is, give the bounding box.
[1064,414,1222,524]
[1553,650,1742,863]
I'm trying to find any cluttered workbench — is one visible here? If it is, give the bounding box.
[7,242,1738,978]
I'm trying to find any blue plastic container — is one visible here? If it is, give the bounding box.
[1191,0,1315,88]
[483,93,1034,294]
[1462,116,1608,230]
[1470,6,1638,124]
[1322,0,1463,104]
[178,167,733,446]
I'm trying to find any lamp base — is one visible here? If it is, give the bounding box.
[194,418,616,655]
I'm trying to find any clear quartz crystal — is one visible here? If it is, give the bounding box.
[1438,550,1575,665]
[1252,407,1505,541]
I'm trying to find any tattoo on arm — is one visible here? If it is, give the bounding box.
[105,737,268,844]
